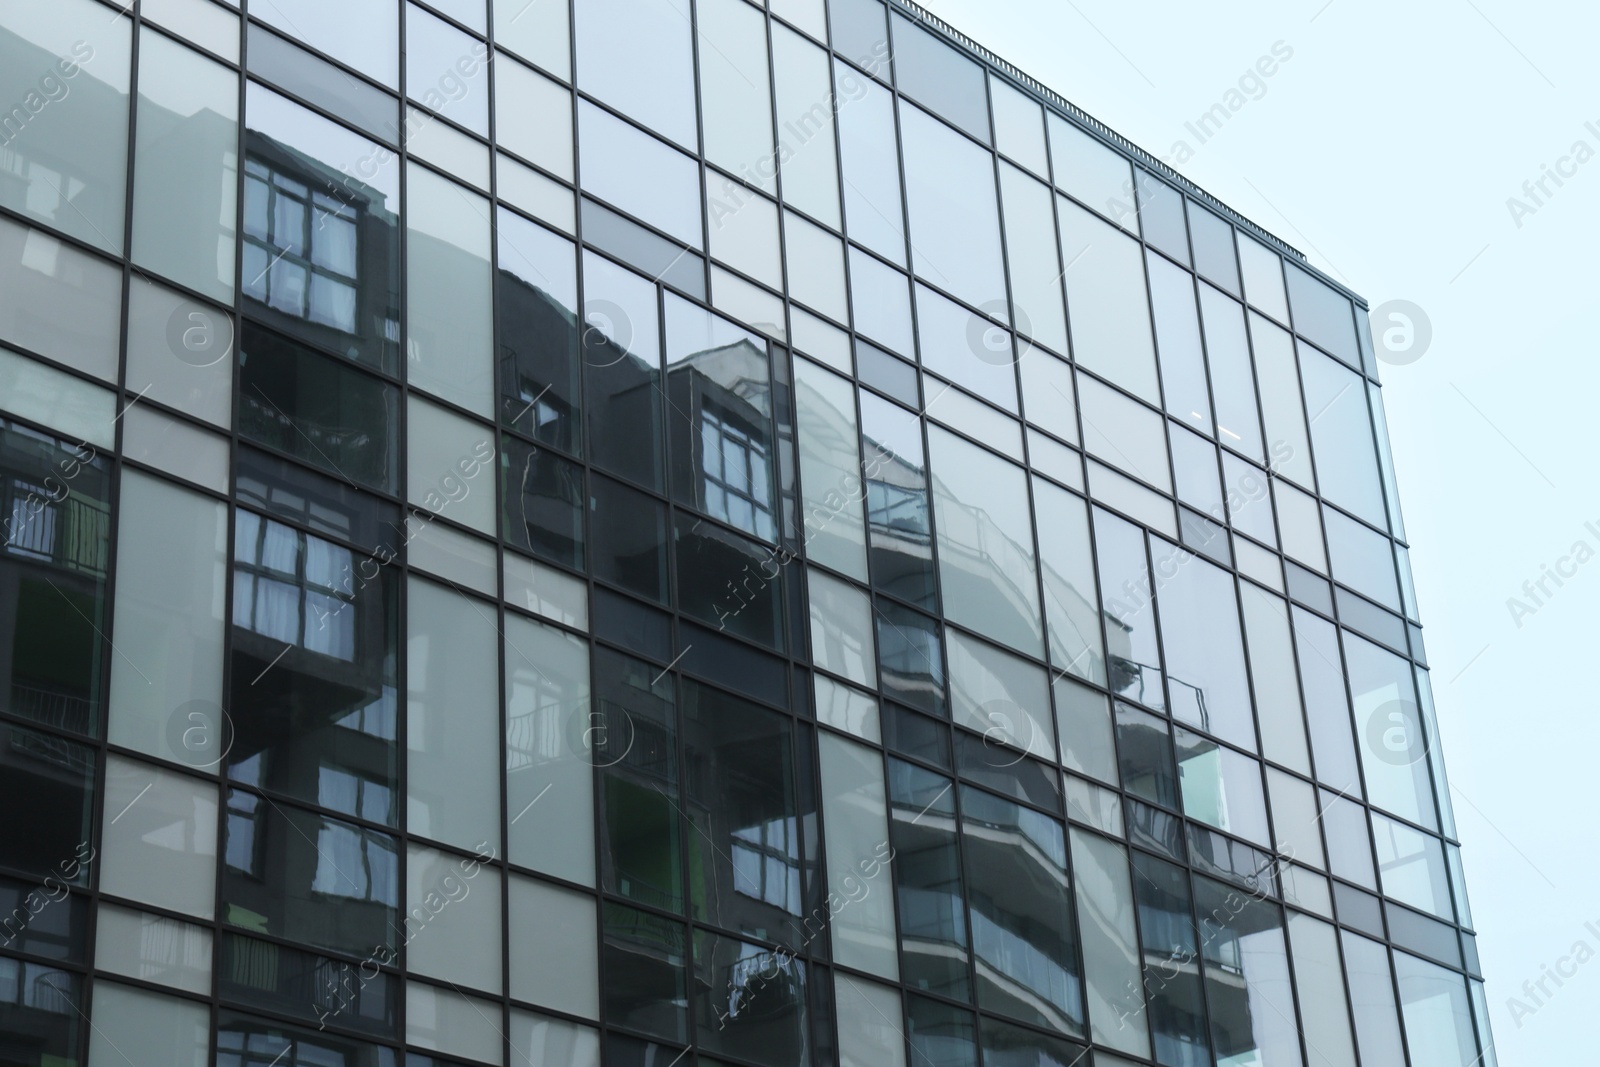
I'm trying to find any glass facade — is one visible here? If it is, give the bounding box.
[0,0,1493,1065]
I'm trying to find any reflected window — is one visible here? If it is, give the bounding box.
[0,722,95,884]
[497,207,581,455]
[501,435,585,569]
[0,957,81,1065]
[244,159,359,334]
[695,930,809,1067]
[888,760,970,1000]
[596,648,682,913]
[0,420,110,737]
[1130,852,1209,1066]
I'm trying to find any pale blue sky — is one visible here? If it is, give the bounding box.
[911,0,1599,1060]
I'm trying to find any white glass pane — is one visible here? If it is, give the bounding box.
[772,24,841,228]
[505,613,594,885]
[122,406,230,494]
[795,357,868,579]
[708,186,782,289]
[508,874,599,1018]
[1059,198,1158,403]
[1249,311,1315,488]
[87,982,209,1067]
[142,0,238,58]
[407,163,496,416]
[1238,233,1289,323]
[577,100,703,248]
[784,210,848,322]
[998,163,1068,355]
[492,0,571,80]
[405,514,498,598]
[815,673,881,742]
[407,396,496,535]
[0,0,131,251]
[123,277,234,429]
[1199,283,1263,461]
[502,553,590,630]
[1395,951,1477,1067]
[1048,114,1134,232]
[817,731,898,979]
[0,216,121,381]
[509,1009,600,1067]
[1240,583,1312,774]
[408,983,506,1066]
[835,58,904,264]
[131,29,238,303]
[0,345,115,447]
[95,903,213,995]
[1286,913,1359,1067]
[1078,373,1170,492]
[1372,811,1452,919]
[574,0,696,146]
[1032,477,1103,684]
[100,755,218,919]
[406,2,490,135]
[990,77,1048,177]
[848,248,912,356]
[1018,349,1077,445]
[1342,932,1407,1067]
[809,567,876,688]
[836,972,907,1067]
[915,285,1017,413]
[899,101,1006,309]
[406,842,502,992]
[494,55,573,180]
[698,0,774,192]
[408,577,501,849]
[108,470,228,761]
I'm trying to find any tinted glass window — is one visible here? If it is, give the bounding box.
[501,434,584,569]
[674,511,785,650]
[497,207,581,455]
[888,760,969,999]
[239,323,399,493]
[1058,199,1158,403]
[890,15,989,142]
[899,102,1007,310]
[583,252,664,490]
[1093,509,1163,710]
[590,474,668,603]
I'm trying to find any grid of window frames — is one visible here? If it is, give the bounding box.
[0,0,1498,1065]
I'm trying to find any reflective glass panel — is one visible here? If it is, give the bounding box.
[927,426,1043,658]
[998,163,1069,355]
[1058,199,1158,403]
[497,206,581,454]
[407,163,495,416]
[1031,477,1104,684]
[583,252,664,489]
[899,101,1006,310]
[1070,830,1148,1057]
[1187,203,1238,294]
[1346,632,1436,830]
[674,511,785,649]
[577,100,703,248]
[888,760,969,999]
[890,14,989,141]
[1094,509,1163,710]
[794,357,868,579]
[772,24,842,228]
[1048,116,1133,231]
[0,0,130,252]
[835,59,905,264]
[699,0,774,192]
[501,434,585,568]
[252,0,399,86]
[1153,543,1253,749]
[1301,343,1385,525]
[1174,729,1269,845]
[405,3,488,135]
[817,731,899,979]
[1248,311,1315,487]
[1194,875,1303,1067]
[1147,252,1210,435]
[860,392,936,606]
[1197,283,1263,462]
[1129,851,1209,1066]
[575,0,696,147]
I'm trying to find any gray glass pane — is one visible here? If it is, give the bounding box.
[580,196,707,299]
[1248,311,1314,487]
[95,903,213,995]
[947,627,1052,761]
[1285,264,1358,367]
[928,425,1043,657]
[1367,381,1406,539]
[578,100,703,248]
[890,14,989,142]
[132,29,238,303]
[0,0,130,252]
[1147,253,1210,435]
[1136,170,1189,264]
[836,59,905,264]
[1239,583,1311,774]
[810,568,876,686]
[960,786,1081,1033]
[502,433,584,567]
[1154,545,1254,750]
[675,510,785,648]
[827,0,889,67]
[1372,810,1451,919]
[1266,768,1323,868]
[1070,830,1148,1057]
[900,101,1006,310]
[246,24,398,142]
[583,251,663,488]
[1323,506,1399,610]
[1197,283,1263,461]
[698,0,774,191]
[1032,477,1103,685]
[1174,728,1269,845]
[0,216,121,381]
[694,929,810,1066]
[495,55,572,179]
[509,875,598,1019]
[888,760,969,998]
[407,162,494,414]
[1116,702,1174,809]
[574,0,696,147]
[497,205,580,453]
[1188,202,1239,295]
[405,842,501,992]
[771,23,842,228]
[848,248,913,355]
[1059,199,1159,404]
[1094,509,1163,711]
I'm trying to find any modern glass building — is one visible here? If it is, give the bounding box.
[0,0,1496,1064]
